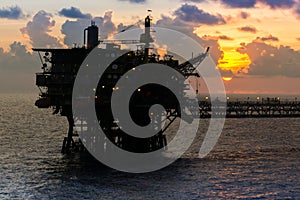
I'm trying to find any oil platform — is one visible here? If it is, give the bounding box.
[34,13,300,155]
[34,15,208,153]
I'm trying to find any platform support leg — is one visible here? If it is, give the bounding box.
[62,115,74,154]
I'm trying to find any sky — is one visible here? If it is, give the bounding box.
[1,0,300,94]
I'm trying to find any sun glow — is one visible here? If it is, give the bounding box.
[222,76,233,82]
[218,49,251,73]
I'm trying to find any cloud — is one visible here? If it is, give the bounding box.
[259,0,296,9]
[182,0,206,2]
[219,0,296,8]
[258,35,279,42]
[238,26,257,33]
[58,7,91,19]
[295,5,300,19]
[218,35,234,41]
[239,11,251,19]
[99,11,117,38]
[155,15,224,63]
[20,10,63,48]
[0,42,37,71]
[61,19,88,46]
[292,3,300,20]
[174,4,226,25]
[0,42,39,92]
[203,35,234,41]
[219,68,234,77]
[0,6,26,19]
[156,15,194,34]
[237,40,300,77]
[297,38,300,41]
[119,0,147,3]
[61,11,117,47]
[220,0,256,8]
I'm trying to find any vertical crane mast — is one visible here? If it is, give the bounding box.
[33,13,211,154]
[144,15,151,63]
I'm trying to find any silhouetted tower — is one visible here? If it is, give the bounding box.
[33,13,211,154]
[84,21,99,49]
[144,16,151,62]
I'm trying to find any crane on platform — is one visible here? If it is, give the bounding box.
[33,13,210,154]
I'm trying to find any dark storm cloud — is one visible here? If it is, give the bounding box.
[220,0,296,8]
[238,26,258,33]
[0,6,26,19]
[58,7,91,19]
[20,10,63,48]
[174,4,225,25]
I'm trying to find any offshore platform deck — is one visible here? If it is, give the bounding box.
[33,14,300,154]
[34,15,208,153]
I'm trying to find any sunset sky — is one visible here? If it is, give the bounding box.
[1,0,300,94]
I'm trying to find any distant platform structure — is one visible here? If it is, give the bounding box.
[199,97,300,118]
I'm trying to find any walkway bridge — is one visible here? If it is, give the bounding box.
[199,98,300,118]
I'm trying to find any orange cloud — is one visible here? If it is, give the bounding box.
[238,26,257,34]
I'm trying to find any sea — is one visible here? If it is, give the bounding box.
[0,93,299,199]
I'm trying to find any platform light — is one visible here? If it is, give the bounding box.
[112,64,118,70]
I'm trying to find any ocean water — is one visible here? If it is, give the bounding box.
[0,94,299,199]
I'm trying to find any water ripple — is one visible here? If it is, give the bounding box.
[0,94,299,199]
